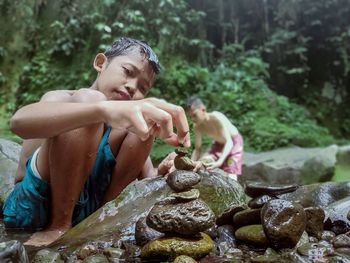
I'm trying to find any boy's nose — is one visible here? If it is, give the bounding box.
[125,85,136,98]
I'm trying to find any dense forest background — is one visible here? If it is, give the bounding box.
[0,0,349,161]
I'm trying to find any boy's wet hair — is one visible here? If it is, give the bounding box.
[104,37,161,74]
[186,96,205,111]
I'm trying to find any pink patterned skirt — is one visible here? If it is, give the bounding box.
[208,133,244,175]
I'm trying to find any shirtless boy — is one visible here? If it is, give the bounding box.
[186,96,243,179]
[2,37,190,246]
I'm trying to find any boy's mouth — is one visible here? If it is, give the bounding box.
[115,90,131,100]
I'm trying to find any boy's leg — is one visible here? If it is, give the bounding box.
[102,132,153,204]
[25,123,104,246]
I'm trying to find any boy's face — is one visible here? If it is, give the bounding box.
[95,50,156,100]
[188,106,206,123]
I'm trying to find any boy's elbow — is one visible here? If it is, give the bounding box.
[10,115,26,138]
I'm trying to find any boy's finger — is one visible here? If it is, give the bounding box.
[146,98,190,147]
[128,110,150,140]
[141,103,175,140]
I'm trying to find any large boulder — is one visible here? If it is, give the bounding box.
[0,139,21,212]
[242,145,338,185]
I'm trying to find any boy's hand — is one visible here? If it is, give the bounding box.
[101,98,190,147]
[205,161,222,170]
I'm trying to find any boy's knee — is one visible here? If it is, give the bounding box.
[72,89,107,103]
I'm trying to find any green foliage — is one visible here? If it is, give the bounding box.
[0,0,343,160]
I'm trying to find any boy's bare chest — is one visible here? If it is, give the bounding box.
[199,122,224,142]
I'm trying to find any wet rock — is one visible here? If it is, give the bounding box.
[251,247,281,263]
[251,253,281,263]
[203,226,218,240]
[327,255,350,263]
[280,181,350,208]
[296,231,310,249]
[173,255,198,263]
[333,233,350,248]
[82,254,109,263]
[215,225,237,255]
[261,199,306,250]
[297,242,334,260]
[0,240,29,263]
[335,247,350,258]
[216,205,246,226]
[103,247,124,260]
[233,208,261,226]
[248,195,275,209]
[147,198,215,235]
[321,230,336,242]
[304,207,325,238]
[141,232,213,260]
[78,244,99,259]
[0,139,21,211]
[170,189,200,201]
[245,181,298,198]
[283,250,312,263]
[167,170,201,192]
[348,210,350,220]
[235,225,268,247]
[174,155,196,171]
[324,197,350,235]
[199,255,230,263]
[308,236,318,243]
[135,216,163,246]
[223,247,243,261]
[32,248,64,263]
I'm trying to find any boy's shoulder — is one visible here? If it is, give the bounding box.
[41,88,106,103]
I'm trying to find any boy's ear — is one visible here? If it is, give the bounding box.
[93,53,108,72]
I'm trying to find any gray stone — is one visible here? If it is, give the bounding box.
[280,181,350,208]
[242,145,338,185]
[261,199,306,250]
[166,170,201,192]
[146,198,215,235]
[304,207,325,238]
[248,195,276,209]
[0,240,29,263]
[235,224,268,247]
[233,208,261,226]
[216,205,246,226]
[32,248,64,263]
[0,139,21,210]
[333,233,350,248]
[135,216,163,246]
[245,181,299,198]
[297,242,334,260]
[169,188,200,201]
[324,197,350,235]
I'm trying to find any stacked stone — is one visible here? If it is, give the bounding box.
[140,149,216,261]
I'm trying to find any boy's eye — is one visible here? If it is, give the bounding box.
[123,67,132,76]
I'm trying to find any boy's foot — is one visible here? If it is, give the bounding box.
[24,229,68,247]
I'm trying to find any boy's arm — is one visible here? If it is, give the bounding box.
[191,125,202,161]
[206,113,234,170]
[11,95,190,147]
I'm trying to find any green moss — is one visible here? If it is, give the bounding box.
[332,164,350,182]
